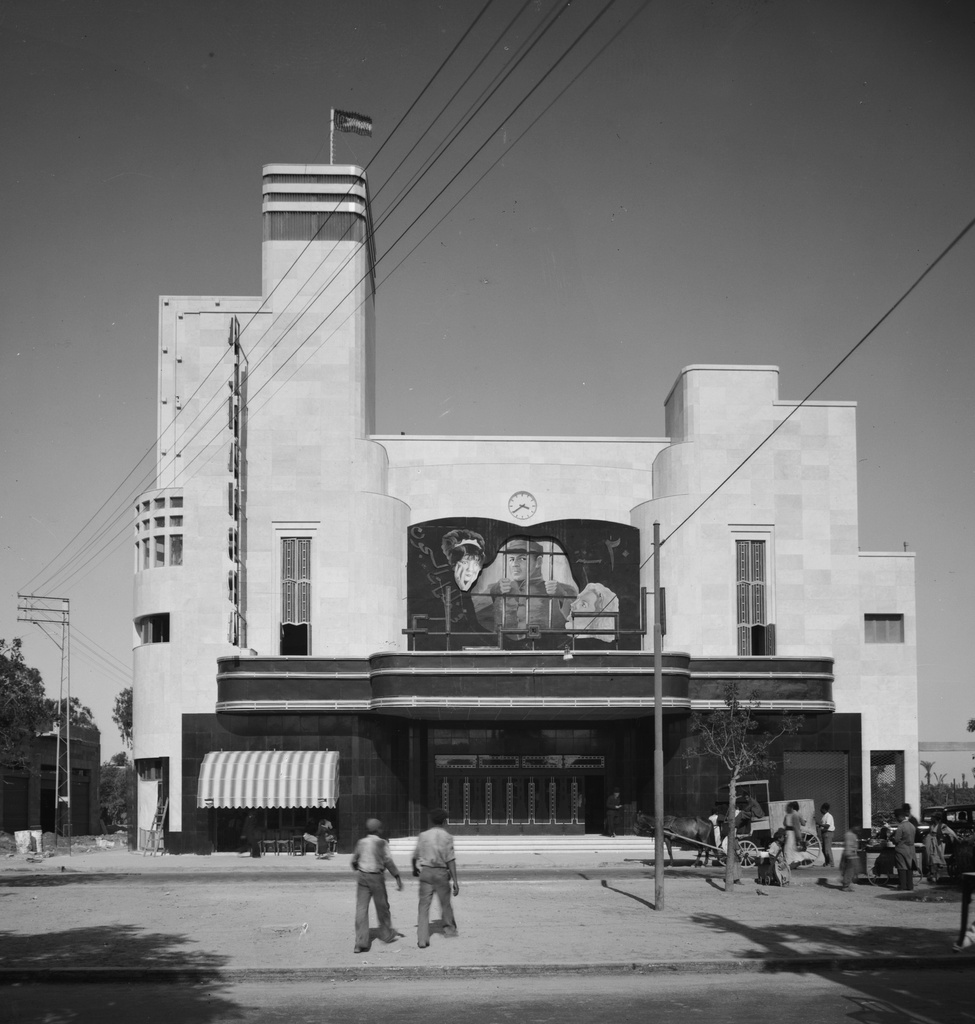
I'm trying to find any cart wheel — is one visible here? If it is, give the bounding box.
[869,866,894,887]
[801,831,821,857]
[737,839,760,867]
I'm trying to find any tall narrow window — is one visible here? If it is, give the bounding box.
[736,539,775,655]
[281,537,311,655]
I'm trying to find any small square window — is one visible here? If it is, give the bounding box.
[170,515,183,527]
[170,496,183,508]
[154,498,166,510]
[865,614,904,643]
[154,517,166,529]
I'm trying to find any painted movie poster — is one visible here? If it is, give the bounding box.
[406,518,641,650]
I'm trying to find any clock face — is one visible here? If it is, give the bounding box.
[507,491,537,520]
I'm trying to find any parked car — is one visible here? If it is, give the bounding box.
[921,804,975,837]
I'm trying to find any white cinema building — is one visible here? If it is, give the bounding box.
[131,163,918,853]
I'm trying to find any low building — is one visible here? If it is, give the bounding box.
[0,723,101,837]
[132,163,918,853]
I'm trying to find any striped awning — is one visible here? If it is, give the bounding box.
[196,750,339,809]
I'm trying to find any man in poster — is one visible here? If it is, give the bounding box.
[477,538,578,633]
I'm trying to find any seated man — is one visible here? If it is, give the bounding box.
[315,817,337,858]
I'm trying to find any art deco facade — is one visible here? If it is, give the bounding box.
[132,164,918,853]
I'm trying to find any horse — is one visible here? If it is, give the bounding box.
[633,812,722,866]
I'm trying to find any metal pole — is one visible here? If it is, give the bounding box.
[653,522,664,909]
[329,108,335,164]
[62,606,71,855]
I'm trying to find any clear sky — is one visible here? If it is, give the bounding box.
[1,1,973,782]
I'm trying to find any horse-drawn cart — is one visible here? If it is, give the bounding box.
[718,780,822,867]
[635,780,824,869]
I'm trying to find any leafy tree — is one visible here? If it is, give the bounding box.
[99,753,133,830]
[51,695,95,729]
[112,686,133,748]
[0,638,54,770]
[686,681,802,892]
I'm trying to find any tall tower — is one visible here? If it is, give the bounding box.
[133,166,406,843]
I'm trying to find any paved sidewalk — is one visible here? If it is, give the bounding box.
[1,847,972,982]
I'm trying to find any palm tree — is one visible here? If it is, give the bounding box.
[920,760,935,786]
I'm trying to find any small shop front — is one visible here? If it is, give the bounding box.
[196,749,340,853]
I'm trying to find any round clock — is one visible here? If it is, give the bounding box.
[507,491,537,520]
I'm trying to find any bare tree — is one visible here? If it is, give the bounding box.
[686,681,802,892]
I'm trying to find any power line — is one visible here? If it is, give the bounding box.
[24,3,626,597]
[640,213,975,569]
[21,2,507,596]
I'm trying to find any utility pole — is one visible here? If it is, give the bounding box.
[653,522,664,910]
[17,594,71,852]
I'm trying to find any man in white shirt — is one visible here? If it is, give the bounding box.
[412,808,460,948]
[819,803,836,867]
[351,818,403,953]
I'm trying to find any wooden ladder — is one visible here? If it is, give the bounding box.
[144,796,168,856]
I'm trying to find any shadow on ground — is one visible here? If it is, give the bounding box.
[688,911,954,961]
[0,873,137,888]
[4,981,245,1024]
[0,922,228,972]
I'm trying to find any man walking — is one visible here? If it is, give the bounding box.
[351,818,403,953]
[412,808,459,948]
[819,802,835,867]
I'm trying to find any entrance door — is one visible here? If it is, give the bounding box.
[584,776,605,833]
[437,773,584,826]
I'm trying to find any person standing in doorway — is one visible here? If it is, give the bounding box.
[240,811,262,858]
[605,788,622,837]
[351,818,403,953]
[819,803,835,867]
[412,808,460,949]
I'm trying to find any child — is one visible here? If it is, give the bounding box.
[766,829,791,886]
[839,826,859,891]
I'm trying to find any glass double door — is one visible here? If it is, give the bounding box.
[438,773,582,826]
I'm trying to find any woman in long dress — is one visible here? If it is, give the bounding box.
[768,829,791,886]
[783,801,804,867]
[924,811,957,883]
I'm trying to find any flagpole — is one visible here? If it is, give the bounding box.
[329,108,334,164]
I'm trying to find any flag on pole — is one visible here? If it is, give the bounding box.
[334,110,373,137]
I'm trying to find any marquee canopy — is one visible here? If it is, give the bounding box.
[196,750,339,808]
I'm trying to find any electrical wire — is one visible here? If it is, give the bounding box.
[21,0,508,596]
[639,213,975,570]
[26,2,623,596]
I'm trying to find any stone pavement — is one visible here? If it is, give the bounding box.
[0,845,972,982]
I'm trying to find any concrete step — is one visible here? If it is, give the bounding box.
[388,834,656,856]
